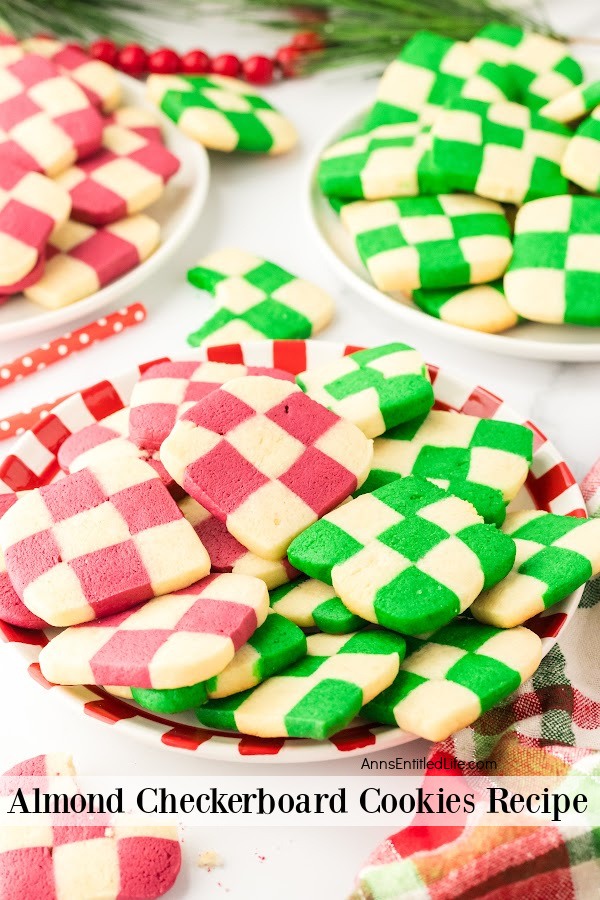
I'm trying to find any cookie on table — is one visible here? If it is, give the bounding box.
[472,510,600,628]
[561,106,600,194]
[147,73,297,154]
[318,122,448,200]
[296,343,433,439]
[0,160,71,292]
[104,106,164,144]
[0,458,210,627]
[359,409,534,525]
[57,407,184,499]
[179,496,299,589]
[56,124,180,225]
[161,375,373,561]
[24,215,160,309]
[0,53,103,175]
[470,24,583,111]
[270,575,368,634]
[412,281,518,334]
[129,359,293,451]
[365,30,516,130]
[288,475,515,634]
[540,80,600,123]
[196,629,405,740]
[431,98,571,205]
[504,195,600,326]
[186,248,334,346]
[363,618,542,742]
[340,194,512,293]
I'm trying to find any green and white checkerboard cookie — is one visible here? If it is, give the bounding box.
[362,618,542,741]
[470,24,583,111]
[561,106,600,193]
[541,80,600,123]
[431,98,571,205]
[340,194,512,293]
[504,195,600,325]
[127,612,307,713]
[365,30,516,130]
[472,510,600,628]
[195,629,405,739]
[186,249,335,346]
[358,409,534,525]
[288,476,516,635]
[296,343,434,439]
[147,73,297,154]
[270,576,368,634]
[318,122,448,200]
[412,281,518,334]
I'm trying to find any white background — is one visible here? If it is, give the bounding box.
[1,3,600,897]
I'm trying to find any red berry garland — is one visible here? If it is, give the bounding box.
[181,49,211,74]
[148,48,181,75]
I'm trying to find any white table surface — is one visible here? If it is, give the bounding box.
[2,4,600,898]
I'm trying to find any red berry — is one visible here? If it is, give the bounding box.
[242,55,274,86]
[274,45,302,77]
[181,49,211,74]
[292,31,323,52]
[211,53,241,78]
[89,38,117,66]
[148,47,181,75]
[117,43,148,77]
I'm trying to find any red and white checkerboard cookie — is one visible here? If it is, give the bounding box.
[24,214,160,309]
[1,754,181,900]
[0,53,103,176]
[105,106,164,144]
[130,360,295,451]
[21,37,122,112]
[179,496,300,589]
[0,159,71,291]
[56,124,180,226]
[39,572,269,688]
[58,407,185,499]
[0,34,22,66]
[0,458,210,627]
[0,487,48,629]
[161,376,374,560]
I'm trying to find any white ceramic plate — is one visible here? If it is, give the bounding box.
[0,340,585,763]
[0,74,210,343]
[307,105,600,362]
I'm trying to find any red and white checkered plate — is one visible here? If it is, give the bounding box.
[0,341,586,763]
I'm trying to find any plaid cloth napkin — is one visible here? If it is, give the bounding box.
[352,467,600,900]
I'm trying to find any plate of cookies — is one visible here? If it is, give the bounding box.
[308,26,600,361]
[0,36,209,341]
[0,339,595,763]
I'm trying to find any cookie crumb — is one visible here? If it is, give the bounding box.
[198,850,223,869]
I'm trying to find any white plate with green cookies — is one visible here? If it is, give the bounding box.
[307,103,600,362]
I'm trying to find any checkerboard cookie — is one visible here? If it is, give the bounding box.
[129,359,293,451]
[504,195,600,325]
[39,572,268,689]
[0,458,210,627]
[105,106,163,144]
[472,510,600,628]
[196,629,405,739]
[561,106,600,194]
[431,98,571,205]
[187,249,335,346]
[24,214,160,309]
[470,24,583,111]
[56,124,180,225]
[363,618,542,741]
[179,496,299,589]
[288,476,515,634]
[0,53,103,175]
[318,122,447,200]
[147,73,297,154]
[541,80,600,123]
[412,281,518,334]
[365,30,516,130]
[270,575,368,634]
[0,34,22,66]
[161,375,373,560]
[340,194,512,293]
[296,343,433,439]
[0,488,49,630]
[359,409,534,524]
